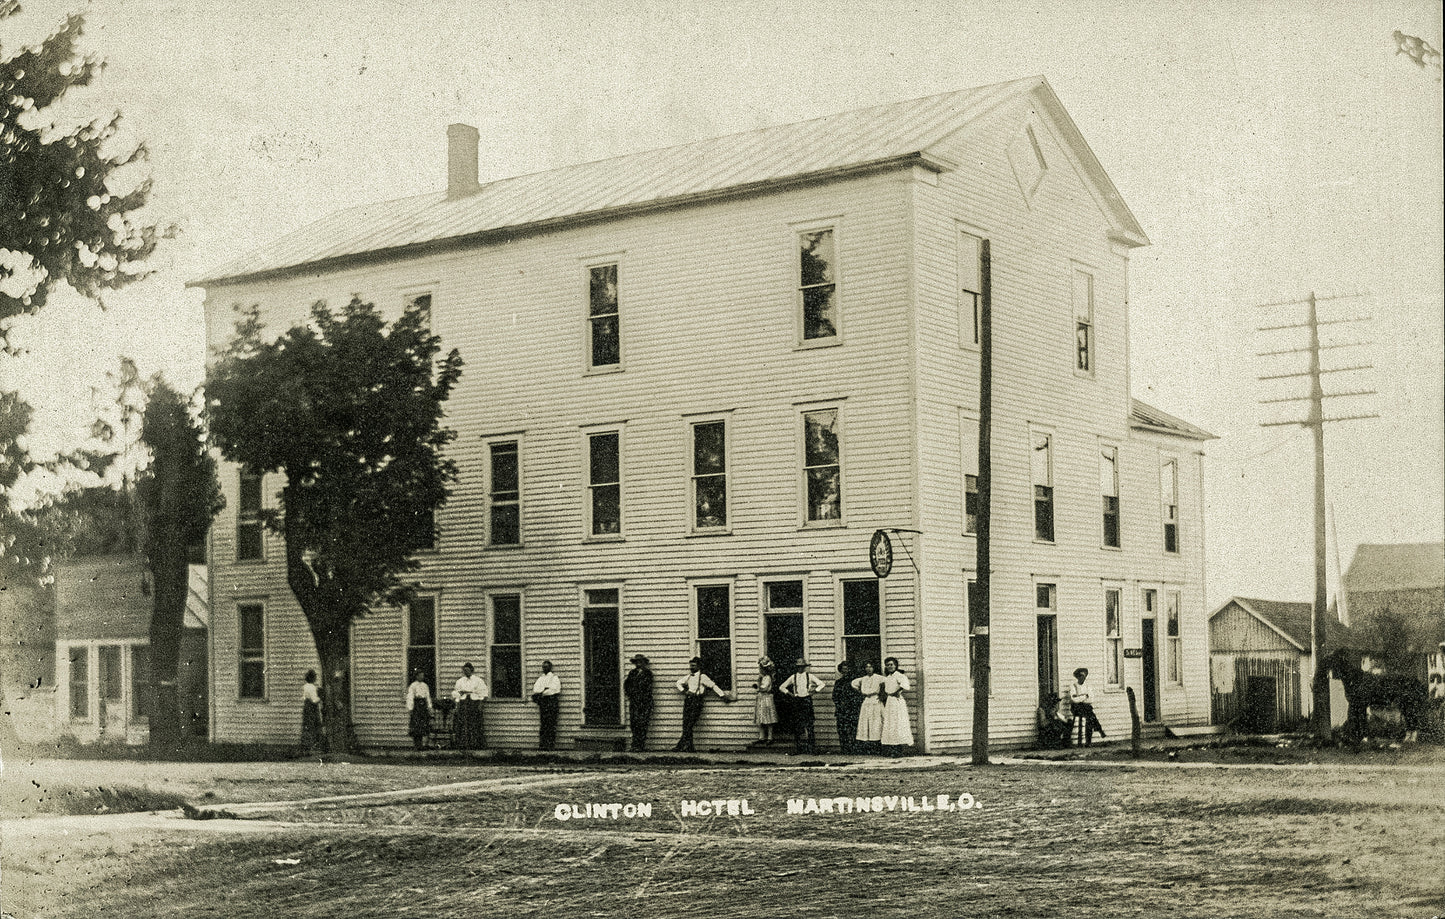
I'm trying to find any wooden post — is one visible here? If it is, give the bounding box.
[971,239,992,766]
[1127,686,1141,759]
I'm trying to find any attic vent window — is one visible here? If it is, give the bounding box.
[1008,124,1047,200]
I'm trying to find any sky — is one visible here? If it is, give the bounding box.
[2,0,1441,609]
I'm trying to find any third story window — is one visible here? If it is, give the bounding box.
[959,231,983,346]
[691,420,727,530]
[489,441,521,545]
[1073,269,1094,374]
[799,228,837,341]
[589,263,620,368]
[1161,458,1179,553]
[803,409,842,522]
[588,431,621,536]
[1031,431,1054,542]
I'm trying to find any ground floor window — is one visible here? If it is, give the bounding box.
[490,594,523,699]
[1166,590,1182,684]
[1105,588,1123,687]
[68,646,88,719]
[238,603,266,699]
[695,583,733,691]
[1036,583,1058,700]
[967,580,989,694]
[842,579,881,669]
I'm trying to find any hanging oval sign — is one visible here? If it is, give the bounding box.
[870,529,893,578]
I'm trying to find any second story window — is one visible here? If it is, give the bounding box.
[588,263,620,369]
[962,414,979,535]
[1031,430,1054,542]
[1073,269,1094,375]
[1161,458,1179,553]
[588,431,621,536]
[799,228,837,341]
[488,440,520,545]
[691,420,727,531]
[1100,445,1120,548]
[959,231,983,347]
[237,469,263,561]
[803,409,841,522]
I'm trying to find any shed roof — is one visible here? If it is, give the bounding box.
[1212,597,1355,652]
[1344,543,1445,593]
[1129,399,1215,441]
[193,76,1148,287]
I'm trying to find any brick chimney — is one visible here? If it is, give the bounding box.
[446,123,481,199]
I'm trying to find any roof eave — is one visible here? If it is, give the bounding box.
[189,151,952,290]
[1128,420,1217,442]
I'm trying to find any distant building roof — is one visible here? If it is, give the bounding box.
[193,76,1148,287]
[1212,597,1354,652]
[1129,399,1215,441]
[1344,543,1445,593]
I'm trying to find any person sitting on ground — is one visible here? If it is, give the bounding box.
[1036,690,1071,749]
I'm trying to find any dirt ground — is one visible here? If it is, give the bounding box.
[3,746,1443,918]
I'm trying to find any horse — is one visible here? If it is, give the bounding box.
[1323,649,1429,743]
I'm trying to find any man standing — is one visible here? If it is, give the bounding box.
[780,658,825,754]
[623,654,654,752]
[451,662,488,751]
[530,660,562,751]
[673,656,727,753]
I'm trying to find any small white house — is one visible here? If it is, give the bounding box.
[195,77,1213,753]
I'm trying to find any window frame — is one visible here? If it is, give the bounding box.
[584,258,623,374]
[130,643,152,720]
[1030,425,1055,544]
[1161,456,1180,554]
[792,219,843,348]
[485,435,523,547]
[961,410,980,535]
[686,414,732,535]
[690,579,735,692]
[838,576,884,671]
[1072,267,1095,377]
[583,426,624,540]
[488,591,525,701]
[966,577,989,696]
[1100,442,1121,549]
[237,601,267,701]
[1166,589,1183,685]
[799,403,845,527]
[66,644,90,720]
[1104,584,1124,688]
[236,468,264,562]
[958,229,985,349]
[404,594,439,694]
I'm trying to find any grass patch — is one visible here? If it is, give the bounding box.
[2,781,190,818]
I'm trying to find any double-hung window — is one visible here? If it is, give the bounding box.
[798,228,838,342]
[1031,430,1054,542]
[587,431,621,536]
[1100,444,1120,548]
[962,414,979,535]
[406,596,437,693]
[238,602,265,699]
[1105,587,1123,687]
[68,647,88,718]
[490,594,523,699]
[959,232,984,347]
[488,440,521,545]
[1166,591,1182,684]
[237,469,263,561]
[1161,458,1179,553]
[694,583,733,691]
[588,263,620,370]
[842,579,882,669]
[803,409,842,522]
[690,420,728,531]
[1073,269,1094,375]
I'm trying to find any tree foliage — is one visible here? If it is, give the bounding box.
[206,297,462,751]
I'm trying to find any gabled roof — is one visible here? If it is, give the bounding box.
[193,76,1148,287]
[1212,597,1355,652]
[1129,399,1215,441]
[1344,543,1445,593]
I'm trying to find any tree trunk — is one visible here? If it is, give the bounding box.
[314,630,354,754]
[147,544,189,749]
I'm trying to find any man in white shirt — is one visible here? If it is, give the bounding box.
[1069,667,1105,746]
[672,656,727,753]
[779,658,826,754]
[451,663,489,750]
[531,660,562,750]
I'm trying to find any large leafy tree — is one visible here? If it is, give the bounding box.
[207,298,462,752]
[136,379,222,747]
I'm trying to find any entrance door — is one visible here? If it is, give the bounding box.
[582,590,621,726]
[1036,615,1059,702]
[1141,619,1159,722]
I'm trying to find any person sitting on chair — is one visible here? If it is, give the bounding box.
[1069,667,1106,746]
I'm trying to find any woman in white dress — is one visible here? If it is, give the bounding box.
[852,659,885,755]
[753,657,778,744]
[880,656,913,756]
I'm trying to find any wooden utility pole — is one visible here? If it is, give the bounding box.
[971,239,992,766]
[1257,291,1375,739]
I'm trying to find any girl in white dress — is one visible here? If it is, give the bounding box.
[753,657,778,743]
[880,656,913,755]
[852,659,885,754]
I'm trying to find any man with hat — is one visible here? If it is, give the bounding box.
[1069,667,1106,746]
[623,653,654,752]
[779,658,826,754]
[672,656,728,753]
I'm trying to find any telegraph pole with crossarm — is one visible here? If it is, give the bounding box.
[1257,291,1377,739]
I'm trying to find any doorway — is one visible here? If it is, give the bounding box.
[582,589,621,726]
[1141,618,1159,723]
[1036,614,1059,702]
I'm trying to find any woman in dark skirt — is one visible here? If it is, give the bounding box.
[451,662,488,750]
[300,669,323,753]
[832,660,862,753]
[405,669,433,750]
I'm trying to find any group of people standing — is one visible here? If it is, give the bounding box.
[753,656,914,756]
